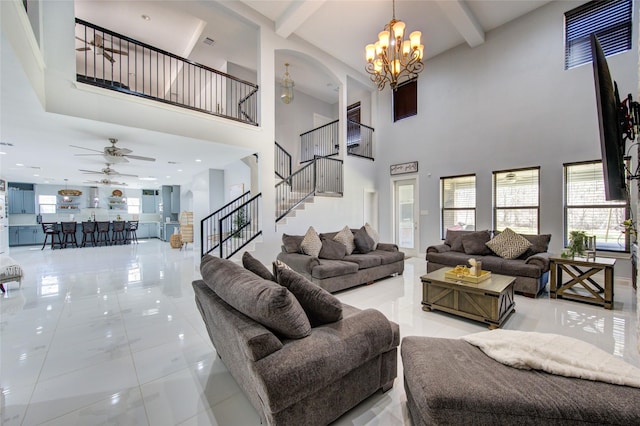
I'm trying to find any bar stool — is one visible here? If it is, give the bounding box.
[41,222,61,250]
[81,221,97,247]
[111,221,126,245]
[96,221,111,246]
[60,222,78,248]
[125,221,139,244]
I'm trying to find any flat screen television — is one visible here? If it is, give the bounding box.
[591,34,627,201]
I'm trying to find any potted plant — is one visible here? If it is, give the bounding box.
[232,208,247,238]
[620,219,637,242]
[561,230,589,259]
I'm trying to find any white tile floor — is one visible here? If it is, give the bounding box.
[1,240,639,425]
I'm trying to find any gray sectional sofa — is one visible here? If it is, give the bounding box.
[193,254,399,426]
[426,229,551,297]
[276,229,405,293]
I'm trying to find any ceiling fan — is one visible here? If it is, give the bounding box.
[75,34,128,64]
[84,178,128,186]
[71,138,156,163]
[79,163,138,178]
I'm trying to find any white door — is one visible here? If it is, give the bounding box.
[394,179,418,257]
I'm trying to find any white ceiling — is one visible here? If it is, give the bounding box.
[0,0,554,189]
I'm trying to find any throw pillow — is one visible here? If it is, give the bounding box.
[300,226,322,257]
[282,234,304,253]
[200,255,311,339]
[334,225,355,255]
[272,259,292,282]
[319,237,347,260]
[364,222,380,249]
[242,251,276,282]
[276,267,343,326]
[519,234,552,258]
[444,230,473,252]
[461,230,493,255]
[353,226,376,254]
[486,228,532,260]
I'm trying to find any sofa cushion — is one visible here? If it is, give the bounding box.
[276,267,343,326]
[242,251,276,282]
[444,230,474,252]
[343,253,382,269]
[519,234,552,259]
[200,255,311,339]
[300,226,322,257]
[461,230,493,255]
[486,228,532,260]
[353,226,376,254]
[427,251,477,267]
[310,259,359,280]
[334,226,356,255]
[319,237,347,260]
[372,249,405,265]
[282,234,304,253]
[494,258,545,279]
[364,222,380,249]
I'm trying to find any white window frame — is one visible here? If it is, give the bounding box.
[440,174,476,238]
[493,167,540,234]
[39,195,56,214]
[127,197,140,214]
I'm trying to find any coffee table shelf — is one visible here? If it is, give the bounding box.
[421,269,516,329]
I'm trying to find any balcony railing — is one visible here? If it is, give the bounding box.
[216,193,262,259]
[275,141,292,180]
[300,120,339,163]
[75,19,259,126]
[201,191,251,257]
[347,119,374,160]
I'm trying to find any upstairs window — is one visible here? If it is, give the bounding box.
[564,0,632,69]
[441,174,476,238]
[493,167,540,234]
[393,78,417,122]
[564,160,629,252]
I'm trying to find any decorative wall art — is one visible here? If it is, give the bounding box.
[390,161,418,176]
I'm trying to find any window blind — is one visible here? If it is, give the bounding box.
[441,175,476,236]
[565,0,632,69]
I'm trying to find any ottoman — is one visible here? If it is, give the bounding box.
[401,336,640,425]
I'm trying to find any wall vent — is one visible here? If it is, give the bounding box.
[202,37,215,46]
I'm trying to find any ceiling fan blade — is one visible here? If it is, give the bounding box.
[95,34,104,47]
[104,154,129,163]
[117,172,138,177]
[76,47,91,52]
[70,144,103,153]
[103,51,115,63]
[104,47,128,55]
[117,148,133,155]
[79,169,103,174]
[124,154,156,162]
[75,36,88,43]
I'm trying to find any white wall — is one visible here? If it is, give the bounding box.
[224,160,250,202]
[374,1,638,277]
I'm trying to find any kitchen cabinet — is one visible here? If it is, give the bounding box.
[8,189,36,214]
[142,190,158,213]
[171,185,180,213]
[9,225,41,246]
[163,223,180,241]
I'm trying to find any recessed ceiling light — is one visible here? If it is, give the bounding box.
[141,14,151,21]
[0,151,6,155]
[195,159,202,162]
[139,177,157,181]
[16,163,24,166]
[33,174,39,177]
[166,175,171,179]
[177,169,183,172]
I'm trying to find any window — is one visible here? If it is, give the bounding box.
[39,195,56,214]
[441,174,476,237]
[127,197,140,214]
[564,160,629,252]
[493,167,540,234]
[564,0,632,69]
[393,78,417,122]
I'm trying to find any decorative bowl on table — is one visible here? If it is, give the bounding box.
[112,190,123,197]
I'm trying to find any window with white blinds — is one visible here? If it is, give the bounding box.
[564,160,629,252]
[564,0,632,69]
[493,168,540,234]
[441,174,476,238]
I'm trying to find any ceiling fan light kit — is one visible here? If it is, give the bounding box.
[365,0,424,90]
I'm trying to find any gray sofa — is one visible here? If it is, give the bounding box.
[402,336,640,425]
[276,230,405,293]
[193,255,399,426]
[426,229,551,297]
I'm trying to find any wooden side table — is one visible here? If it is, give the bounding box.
[549,256,615,309]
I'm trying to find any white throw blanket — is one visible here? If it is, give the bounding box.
[0,255,22,278]
[462,329,640,388]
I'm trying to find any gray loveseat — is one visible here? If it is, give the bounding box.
[276,229,405,293]
[426,229,551,297]
[193,255,399,426]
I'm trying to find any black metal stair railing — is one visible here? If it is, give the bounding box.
[275,155,343,222]
[300,120,339,163]
[347,119,374,160]
[201,191,251,257]
[75,18,259,126]
[275,141,292,180]
[217,193,262,259]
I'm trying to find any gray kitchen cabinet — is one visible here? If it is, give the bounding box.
[137,223,150,239]
[8,189,36,214]
[163,223,180,241]
[171,185,180,213]
[141,190,158,213]
[9,225,40,246]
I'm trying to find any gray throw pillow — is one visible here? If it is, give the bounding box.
[201,255,311,339]
[276,267,343,326]
[242,251,276,282]
[461,230,493,255]
[319,237,346,260]
[445,230,473,252]
[353,226,376,254]
[519,234,552,258]
[282,234,304,253]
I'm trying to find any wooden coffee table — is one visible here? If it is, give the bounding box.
[421,269,516,329]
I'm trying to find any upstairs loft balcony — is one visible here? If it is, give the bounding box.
[75,19,259,126]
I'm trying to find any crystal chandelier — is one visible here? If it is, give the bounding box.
[280,63,294,104]
[365,0,424,91]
